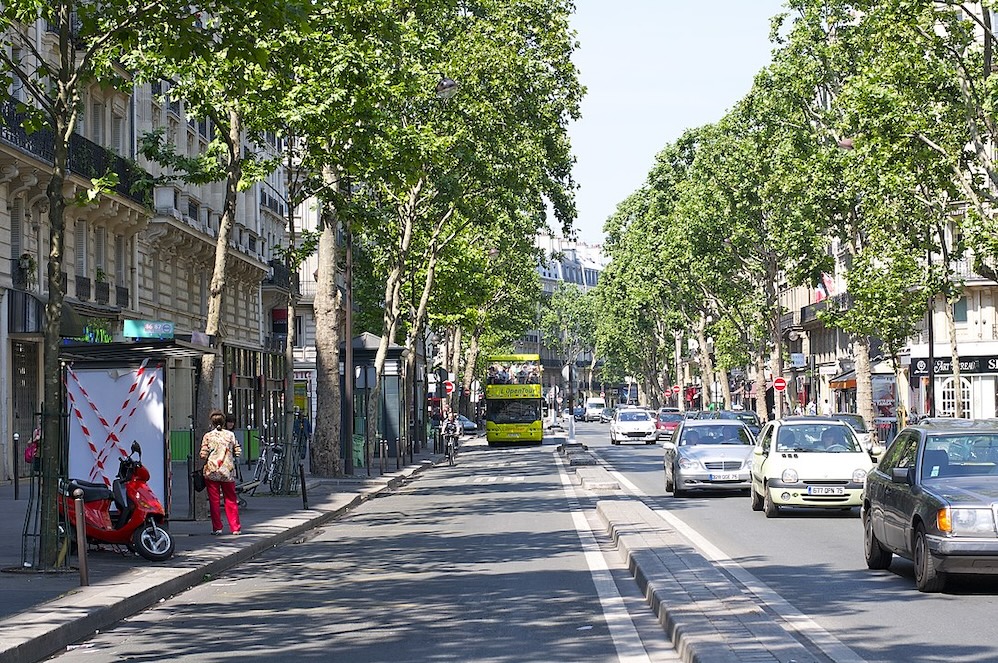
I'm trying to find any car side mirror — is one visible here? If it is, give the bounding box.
[663,441,676,451]
[754,445,766,457]
[869,443,883,461]
[891,467,912,484]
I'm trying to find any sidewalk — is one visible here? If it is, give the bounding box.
[0,447,439,663]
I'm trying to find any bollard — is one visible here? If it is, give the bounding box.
[396,438,401,470]
[12,433,19,501]
[299,462,308,510]
[73,489,89,587]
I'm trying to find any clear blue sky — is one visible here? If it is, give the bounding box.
[567,1,787,244]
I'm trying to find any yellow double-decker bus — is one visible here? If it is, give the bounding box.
[484,353,543,445]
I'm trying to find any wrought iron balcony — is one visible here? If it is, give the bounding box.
[116,286,129,308]
[0,100,151,205]
[263,258,293,292]
[75,275,91,301]
[95,281,110,305]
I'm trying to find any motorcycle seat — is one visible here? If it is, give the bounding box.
[67,480,113,503]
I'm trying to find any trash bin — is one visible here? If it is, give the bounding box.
[352,434,365,467]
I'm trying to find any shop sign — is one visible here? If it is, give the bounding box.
[911,355,998,376]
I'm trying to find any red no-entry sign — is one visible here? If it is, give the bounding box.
[672,385,681,395]
[444,380,455,394]
[774,377,788,392]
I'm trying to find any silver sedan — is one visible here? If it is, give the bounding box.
[664,420,755,497]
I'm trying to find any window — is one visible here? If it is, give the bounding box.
[111,114,124,155]
[294,316,304,348]
[10,48,23,101]
[953,296,968,324]
[940,377,971,419]
[10,198,24,257]
[95,227,106,274]
[90,102,104,144]
[75,221,88,275]
[115,235,126,284]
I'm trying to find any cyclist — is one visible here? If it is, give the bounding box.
[442,411,461,462]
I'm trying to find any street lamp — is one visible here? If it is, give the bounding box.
[435,74,459,100]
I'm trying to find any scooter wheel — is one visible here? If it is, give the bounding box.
[133,523,175,561]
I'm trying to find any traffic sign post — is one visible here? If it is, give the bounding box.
[774,377,788,392]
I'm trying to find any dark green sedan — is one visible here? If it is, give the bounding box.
[863,419,998,592]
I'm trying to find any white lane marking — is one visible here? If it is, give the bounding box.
[555,454,653,663]
[605,466,867,663]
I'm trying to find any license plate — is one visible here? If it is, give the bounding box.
[807,486,845,495]
[708,473,739,481]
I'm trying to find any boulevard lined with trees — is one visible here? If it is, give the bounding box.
[591,0,998,426]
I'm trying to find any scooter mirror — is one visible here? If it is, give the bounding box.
[131,441,142,455]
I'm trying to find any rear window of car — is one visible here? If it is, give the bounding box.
[658,413,683,423]
[620,411,651,422]
[775,424,860,452]
[680,425,752,446]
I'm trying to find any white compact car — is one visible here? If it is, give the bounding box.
[749,417,877,517]
[609,408,657,445]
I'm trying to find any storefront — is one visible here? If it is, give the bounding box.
[910,355,998,418]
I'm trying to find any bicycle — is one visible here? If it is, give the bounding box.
[445,432,459,466]
[249,437,286,493]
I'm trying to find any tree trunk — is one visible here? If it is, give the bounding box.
[449,325,462,412]
[945,298,963,417]
[719,368,732,409]
[854,335,876,429]
[695,321,715,408]
[39,116,70,568]
[192,108,242,518]
[462,331,480,418]
[311,169,343,476]
[755,350,769,423]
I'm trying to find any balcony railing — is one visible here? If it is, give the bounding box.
[95,281,110,305]
[0,100,151,205]
[116,286,129,308]
[263,259,293,292]
[75,275,91,301]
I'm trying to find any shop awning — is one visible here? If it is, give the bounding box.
[830,369,856,390]
[7,290,85,337]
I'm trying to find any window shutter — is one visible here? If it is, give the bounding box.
[10,198,23,256]
[95,227,106,271]
[115,235,126,283]
[75,221,87,275]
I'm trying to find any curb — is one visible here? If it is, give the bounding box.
[0,461,432,663]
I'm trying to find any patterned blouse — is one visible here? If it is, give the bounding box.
[200,428,241,483]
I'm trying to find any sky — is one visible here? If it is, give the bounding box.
[567,1,788,245]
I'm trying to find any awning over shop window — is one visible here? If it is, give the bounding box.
[8,290,85,337]
[59,337,215,364]
[830,370,856,390]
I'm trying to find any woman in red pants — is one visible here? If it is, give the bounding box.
[199,409,242,535]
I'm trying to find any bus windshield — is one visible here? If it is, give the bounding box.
[487,399,542,424]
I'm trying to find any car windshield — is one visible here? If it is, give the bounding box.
[775,424,860,452]
[619,411,651,422]
[922,433,998,479]
[833,413,868,433]
[718,411,759,426]
[658,413,683,423]
[680,425,752,446]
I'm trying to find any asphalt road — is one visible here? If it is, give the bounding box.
[48,434,676,663]
[578,418,998,663]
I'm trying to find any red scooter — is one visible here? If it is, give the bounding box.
[60,441,175,561]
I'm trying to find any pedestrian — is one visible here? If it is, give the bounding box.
[806,400,817,416]
[822,399,832,416]
[200,409,242,535]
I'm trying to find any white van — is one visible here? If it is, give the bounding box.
[584,397,606,422]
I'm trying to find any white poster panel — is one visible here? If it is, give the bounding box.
[66,362,166,502]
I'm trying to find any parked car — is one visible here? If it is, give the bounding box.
[584,397,607,422]
[609,408,657,445]
[599,407,613,423]
[663,420,755,497]
[457,414,478,433]
[655,410,684,442]
[863,419,998,592]
[830,412,875,451]
[750,416,877,517]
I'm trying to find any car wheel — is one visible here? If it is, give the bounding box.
[750,486,763,512]
[913,524,946,592]
[665,471,674,493]
[763,484,780,518]
[863,510,893,570]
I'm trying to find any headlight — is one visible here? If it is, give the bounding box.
[938,508,997,536]
[852,469,868,483]
[781,468,799,483]
[678,456,700,470]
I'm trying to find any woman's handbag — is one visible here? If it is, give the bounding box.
[191,469,206,492]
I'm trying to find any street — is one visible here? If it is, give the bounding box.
[45,420,998,663]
